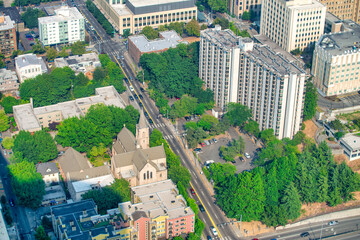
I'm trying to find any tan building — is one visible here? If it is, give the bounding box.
[319,0,360,24]
[228,0,262,19]
[312,20,360,96]
[0,15,17,58]
[93,0,197,34]
[111,112,167,187]
[260,0,326,52]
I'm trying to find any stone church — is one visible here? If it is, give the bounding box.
[111,111,167,187]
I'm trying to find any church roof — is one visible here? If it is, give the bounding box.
[59,147,90,174]
[115,127,136,153]
[137,111,147,129]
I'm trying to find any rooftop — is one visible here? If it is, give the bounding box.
[36,162,59,176]
[15,53,47,70]
[129,30,186,53]
[317,20,360,56]
[71,173,114,193]
[42,185,66,203]
[341,134,360,151]
[0,69,18,82]
[13,103,41,131]
[0,15,15,31]
[128,0,192,8]
[38,6,83,24]
[119,180,194,220]
[0,7,22,23]
[201,27,240,49]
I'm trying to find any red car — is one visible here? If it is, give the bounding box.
[200,142,206,147]
[190,188,195,195]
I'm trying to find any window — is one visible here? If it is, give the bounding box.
[144,173,146,180]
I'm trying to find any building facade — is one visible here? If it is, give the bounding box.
[228,0,262,19]
[38,6,85,46]
[0,69,19,93]
[54,52,101,75]
[312,20,360,96]
[36,162,60,186]
[199,27,307,139]
[15,53,47,83]
[93,0,197,34]
[340,134,360,161]
[260,0,326,52]
[319,0,360,24]
[0,15,17,58]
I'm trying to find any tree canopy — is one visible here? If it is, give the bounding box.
[21,8,46,29]
[224,103,252,127]
[86,0,114,37]
[303,80,318,121]
[0,110,10,132]
[71,41,86,55]
[185,19,200,37]
[1,96,21,114]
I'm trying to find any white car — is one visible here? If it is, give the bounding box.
[328,221,339,226]
[129,86,134,91]
[244,152,251,159]
[210,226,218,236]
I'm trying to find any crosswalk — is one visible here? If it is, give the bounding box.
[149,123,168,129]
[92,39,111,44]
[163,135,175,140]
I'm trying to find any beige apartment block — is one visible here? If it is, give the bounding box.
[260,0,326,52]
[93,0,197,34]
[228,0,262,19]
[320,0,355,21]
[312,20,360,96]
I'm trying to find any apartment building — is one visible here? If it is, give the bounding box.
[93,0,197,34]
[0,15,17,58]
[0,69,19,93]
[119,180,195,239]
[13,86,126,132]
[199,27,307,139]
[15,53,48,83]
[228,0,262,19]
[260,0,326,52]
[312,20,360,96]
[38,6,85,46]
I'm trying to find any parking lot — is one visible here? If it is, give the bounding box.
[196,127,259,173]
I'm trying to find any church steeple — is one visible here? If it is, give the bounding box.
[136,111,149,149]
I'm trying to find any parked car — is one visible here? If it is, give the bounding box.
[231,159,236,164]
[300,232,309,237]
[129,96,134,101]
[199,204,205,212]
[190,188,195,195]
[194,148,202,153]
[210,226,218,236]
[30,42,35,46]
[185,116,190,121]
[328,221,339,226]
[207,236,212,240]
[9,199,15,207]
[139,102,143,108]
[124,78,129,83]
[148,118,153,124]
[139,94,143,99]
[144,112,149,118]
[140,87,145,92]
[134,94,138,100]
[129,85,134,91]
[200,142,206,147]
[212,138,217,143]
[244,152,251,159]
[204,140,210,145]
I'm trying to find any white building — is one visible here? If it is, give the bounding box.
[260,0,326,52]
[36,162,60,186]
[0,69,19,93]
[54,52,101,75]
[15,53,47,83]
[199,27,307,139]
[38,6,85,46]
[340,134,360,161]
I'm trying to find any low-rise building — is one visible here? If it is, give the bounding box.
[0,7,25,32]
[0,14,17,58]
[312,20,360,96]
[54,52,101,75]
[42,185,66,207]
[128,30,186,64]
[13,86,126,132]
[0,69,19,93]
[36,162,60,186]
[38,6,85,46]
[119,179,195,239]
[340,134,360,161]
[15,53,47,83]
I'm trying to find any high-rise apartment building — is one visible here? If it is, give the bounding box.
[0,15,17,58]
[312,20,360,96]
[38,6,85,46]
[260,0,326,52]
[228,0,262,19]
[199,27,307,139]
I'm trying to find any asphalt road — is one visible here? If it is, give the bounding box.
[259,216,360,240]
[73,1,240,239]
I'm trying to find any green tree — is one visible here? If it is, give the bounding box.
[34,226,50,240]
[71,41,86,55]
[46,47,58,61]
[31,44,46,54]
[0,110,10,132]
[303,80,318,121]
[58,48,69,58]
[1,96,19,114]
[86,104,113,132]
[225,103,252,127]
[168,22,184,35]
[243,120,259,137]
[281,182,302,221]
[198,115,219,131]
[185,19,200,37]
[33,130,58,162]
[168,165,191,187]
[21,8,45,29]
[9,161,45,209]
[141,26,159,40]
[2,137,14,150]
[260,129,276,145]
[208,0,227,12]
[242,11,251,20]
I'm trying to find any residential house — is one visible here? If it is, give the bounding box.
[36,162,60,186]
[15,53,47,83]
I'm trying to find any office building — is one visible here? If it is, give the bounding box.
[15,53,48,83]
[312,20,360,96]
[340,134,360,161]
[0,69,19,93]
[0,14,17,58]
[199,27,307,139]
[119,180,195,239]
[38,6,85,46]
[319,0,360,24]
[13,86,126,132]
[93,0,197,34]
[260,0,326,52]
[128,30,187,64]
[228,0,262,19]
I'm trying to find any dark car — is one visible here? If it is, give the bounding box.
[199,204,205,212]
[194,148,202,153]
[148,118,153,124]
[134,94,139,100]
[140,87,145,92]
[231,159,236,164]
[207,236,212,240]
[124,78,129,83]
[144,111,149,118]
[30,42,35,46]
[129,96,134,101]
[139,94,143,99]
[190,188,195,195]
[300,232,309,238]
[139,102,143,108]
[9,199,15,207]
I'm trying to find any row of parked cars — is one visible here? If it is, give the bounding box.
[200,138,217,147]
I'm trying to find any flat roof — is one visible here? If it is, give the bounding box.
[0,15,15,31]
[126,0,195,15]
[38,6,83,24]
[129,30,185,53]
[201,28,240,49]
[15,53,47,70]
[112,4,132,17]
[128,0,191,8]
[13,103,41,131]
[341,134,360,151]
[43,185,66,202]
[72,174,114,193]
